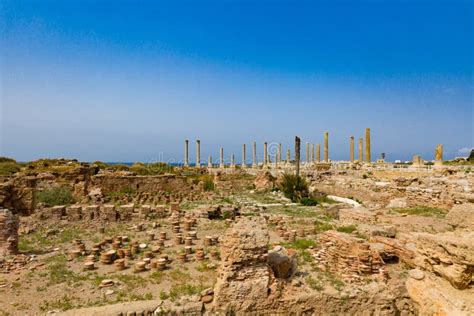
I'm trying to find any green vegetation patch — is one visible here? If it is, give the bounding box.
[282,239,317,250]
[279,173,309,202]
[393,206,448,218]
[336,225,358,234]
[36,187,75,206]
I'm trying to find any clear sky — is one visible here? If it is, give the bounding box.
[1,0,473,163]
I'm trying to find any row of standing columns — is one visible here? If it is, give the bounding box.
[183,128,372,168]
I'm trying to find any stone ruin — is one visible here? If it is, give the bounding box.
[211,217,279,313]
[314,230,386,283]
[0,208,19,256]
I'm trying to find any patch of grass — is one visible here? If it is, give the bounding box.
[267,205,320,218]
[312,196,338,204]
[167,269,191,283]
[39,294,76,311]
[282,239,316,250]
[314,220,334,233]
[19,226,85,253]
[149,271,164,283]
[36,187,75,206]
[336,225,357,234]
[168,284,204,302]
[306,276,323,291]
[196,261,216,272]
[115,274,147,289]
[393,206,448,218]
[46,254,88,285]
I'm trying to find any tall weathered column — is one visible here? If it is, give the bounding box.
[231,154,236,169]
[350,136,355,162]
[263,142,268,166]
[241,144,247,168]
[435,144,443,166]
[324,132,329,162]
[208,156,213,168]
[358,138,363,162]
[220,147,225,168]
[278,143,282,163]
[305,142,310,164]
[0,209,19,256]
[365,128,371,163]
[184,139,189,167]
[311,143,315,162]
[252,141,257,168]
[286,149,291,164]
[295,136,301,176]
[196,140,201,168]
[316,144,320,162]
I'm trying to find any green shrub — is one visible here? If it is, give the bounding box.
[36,187,75,206]
[279,173,309,202]
[336,225,357,234]
[0,162,21,175]
[300,197,318,206]
[202,175,215,191]
[0,156,16,163]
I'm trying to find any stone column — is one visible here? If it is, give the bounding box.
[305,142,310,164]
[220,147,225,168]
[208,156,213,168]
[295,136,301,176]
[316,144,320,162]
[324,132,329,162]
[311,143,315,162]
[365,128,371,163]
[435,144,443,166]
[263,142,268,166]
[231,154,235,169]
[358,138,363,162]
[196,140,201,168]
[350,136,355,162]
[286,149,291,164]
[184,139,189,167]
[252,141,257,168]
[241,144,247,168]
[278,143,282,163]
[0,209,19,256]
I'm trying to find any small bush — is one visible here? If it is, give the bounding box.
[202,175,215,191]
[300,197,318,206]
[36,187,75,206]
[279,173,309,202]
[0,162,21,175]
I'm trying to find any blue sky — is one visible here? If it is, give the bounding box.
[1,0,473,163]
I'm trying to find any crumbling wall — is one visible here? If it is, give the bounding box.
[0,209,19,255]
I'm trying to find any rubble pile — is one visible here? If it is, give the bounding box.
[314,231,386,282]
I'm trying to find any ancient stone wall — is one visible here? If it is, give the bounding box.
[90,174,191,195]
